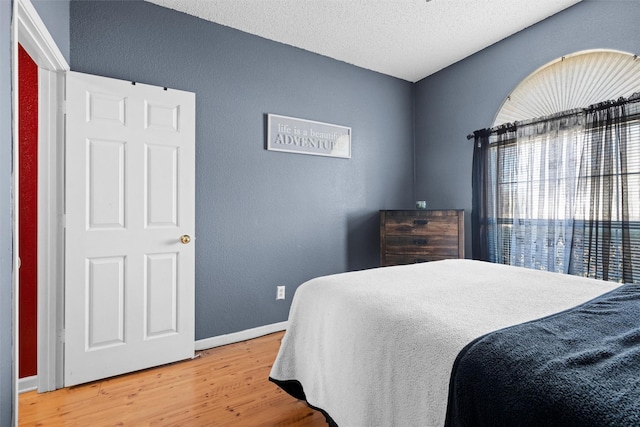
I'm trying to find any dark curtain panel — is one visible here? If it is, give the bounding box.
[570,96,640,283]
[472,127,517,262]
[471,131,490,261]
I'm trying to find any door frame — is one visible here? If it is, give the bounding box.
[13,0,69,398]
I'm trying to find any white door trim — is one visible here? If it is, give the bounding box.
[14,0,69,401]
[17,0,69,72]
[36,68,65,392]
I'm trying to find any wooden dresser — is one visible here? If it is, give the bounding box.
[379,209,464,266]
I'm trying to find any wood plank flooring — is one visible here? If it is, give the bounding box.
[19,331,327,426]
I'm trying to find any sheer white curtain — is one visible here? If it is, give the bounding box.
[506,113,585,272]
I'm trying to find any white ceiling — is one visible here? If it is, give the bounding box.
[145,0,582,83]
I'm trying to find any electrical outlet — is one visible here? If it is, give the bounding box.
[276,285,286,300]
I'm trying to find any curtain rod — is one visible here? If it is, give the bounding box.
[466,92,640,141]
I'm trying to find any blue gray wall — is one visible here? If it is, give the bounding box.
[70,1,415,339]
[1,0,13,423]
[414,0,640,258]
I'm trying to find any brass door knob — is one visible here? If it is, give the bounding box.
[180,235,191,244]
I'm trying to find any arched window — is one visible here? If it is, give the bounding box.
[494,50,640,126]
[472,50,640,283]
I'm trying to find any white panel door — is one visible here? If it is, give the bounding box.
[64,71,195,386]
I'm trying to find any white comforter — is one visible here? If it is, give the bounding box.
[270,259,619,427]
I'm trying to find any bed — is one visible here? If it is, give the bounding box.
[269,259,639,426]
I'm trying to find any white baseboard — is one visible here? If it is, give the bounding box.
[195,321,288,351]
[18,375,38,394]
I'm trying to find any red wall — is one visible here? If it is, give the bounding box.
[19,44,38,379]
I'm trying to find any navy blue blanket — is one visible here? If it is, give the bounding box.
[445,283,640,427]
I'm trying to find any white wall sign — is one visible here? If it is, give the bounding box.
[267,114,351,159]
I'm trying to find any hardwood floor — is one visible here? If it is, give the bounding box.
[19,332,328,426]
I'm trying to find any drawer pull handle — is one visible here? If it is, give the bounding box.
[413,239,429,245]
[413,219,429,225]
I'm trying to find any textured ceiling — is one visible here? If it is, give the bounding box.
[145,0,582,83]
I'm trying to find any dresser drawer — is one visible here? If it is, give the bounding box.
[383,216,458,237]
[382,253,451,265]
[384,235,460,256]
